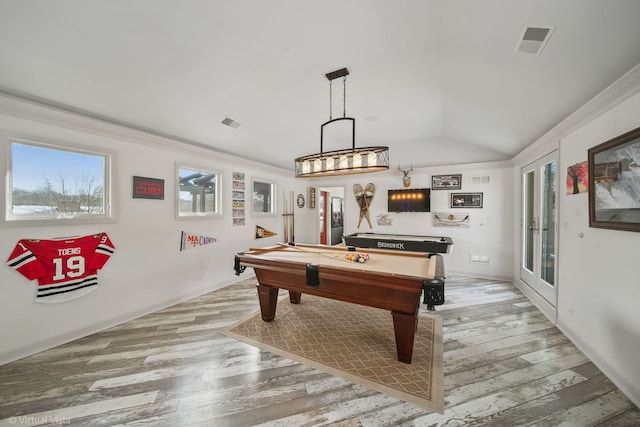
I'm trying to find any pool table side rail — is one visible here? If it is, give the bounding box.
[236,252,426,315]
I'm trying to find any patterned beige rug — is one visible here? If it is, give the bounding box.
[223,292,444,413]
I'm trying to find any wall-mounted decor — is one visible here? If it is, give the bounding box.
[566,161,588,195]
[388,188,431,212]
[353,183,375,228]
[432,174,462,190]
[309,187,316,208]
[433,213,470,228]
[6,233,115,303]
[376,214,393,226]
[296,194,305,208]
[588,126,640,232]
[132,176,164,200]
[232,171,246,226]
[255,225,277,239]
[398,165,413,187]
[179,231,217,251]
[451,192,483,208]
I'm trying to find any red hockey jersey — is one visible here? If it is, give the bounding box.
[6,233,115,303]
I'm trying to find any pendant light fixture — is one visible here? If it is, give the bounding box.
[294,68,389,178]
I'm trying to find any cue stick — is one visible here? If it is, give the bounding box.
[283,193,289,243]
[290,191,295,243]
[272,242,363,264]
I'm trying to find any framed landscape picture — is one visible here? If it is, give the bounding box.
[432,174,462,190]
[450,192,483,208]
[588,126,640,232]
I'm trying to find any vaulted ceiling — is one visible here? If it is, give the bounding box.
[2,1,640,172]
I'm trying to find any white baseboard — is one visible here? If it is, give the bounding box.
[513,278,640,408]
[557,317,640,408]
[0,275,254,366]
[447,270,513,282]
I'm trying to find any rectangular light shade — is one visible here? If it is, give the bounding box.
[295,146,389,178]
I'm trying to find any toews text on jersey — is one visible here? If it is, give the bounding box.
[6,232,116,303]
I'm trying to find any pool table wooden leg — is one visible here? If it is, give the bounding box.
[391,311,418,364]
[289,291,302,304]
[256,285,279,322]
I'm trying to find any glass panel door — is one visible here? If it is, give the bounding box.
[540,160,557,286]
[520,151,558,306]
[523,168,535,274]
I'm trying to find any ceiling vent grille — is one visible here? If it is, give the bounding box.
[515,26,555,55]
[222,117,241,129]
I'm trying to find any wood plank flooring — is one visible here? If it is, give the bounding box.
[1,275,639,426]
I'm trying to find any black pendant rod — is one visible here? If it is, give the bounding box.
[325,68,349,81]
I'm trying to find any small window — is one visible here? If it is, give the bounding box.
[252,178,276,216]
[177,164,221,218]
[6,138,112,224]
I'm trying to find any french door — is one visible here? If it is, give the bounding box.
[520,151,558,305]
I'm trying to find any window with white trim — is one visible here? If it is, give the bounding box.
[176,164,222,218]
[6,138,112,224]
[252,178,276,216]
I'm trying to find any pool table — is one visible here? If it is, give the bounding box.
[343,232,453,254]
[234,243,442,363]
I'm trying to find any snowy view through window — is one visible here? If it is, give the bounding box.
[10,141,107,219]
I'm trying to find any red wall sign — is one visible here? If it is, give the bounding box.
[132,176,164,200]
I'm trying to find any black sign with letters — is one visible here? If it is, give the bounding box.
[132,176,164,200]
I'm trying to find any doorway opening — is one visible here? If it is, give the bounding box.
[319,186,345,245]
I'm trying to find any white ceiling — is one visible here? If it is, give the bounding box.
[2,1,640,172]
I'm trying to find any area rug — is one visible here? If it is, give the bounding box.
[223,292,444,413]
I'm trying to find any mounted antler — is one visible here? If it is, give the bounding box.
[398,164,413,187]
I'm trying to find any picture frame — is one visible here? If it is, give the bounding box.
[309,187,316,208]
[450,192,483,208]
[588,126,640,232]
[432,174,462,190]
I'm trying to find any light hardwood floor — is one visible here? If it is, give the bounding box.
[1,275,639,426]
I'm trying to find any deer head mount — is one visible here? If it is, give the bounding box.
[398,165,413,187]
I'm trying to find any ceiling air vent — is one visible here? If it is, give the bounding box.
[515,26,555,55]
[221,117,241,129]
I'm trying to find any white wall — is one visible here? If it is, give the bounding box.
[310,161,515,279]
[557,92,640,406]
[0,95,315,364]
[511,66,640,407]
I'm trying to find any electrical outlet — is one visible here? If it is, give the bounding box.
[471,255,490,263]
